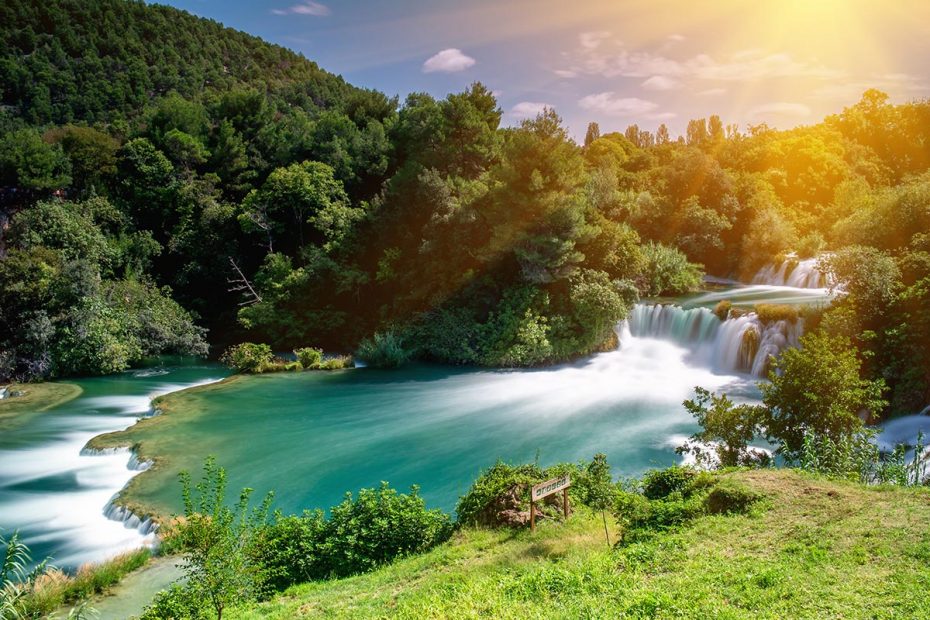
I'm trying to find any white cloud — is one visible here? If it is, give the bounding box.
[747,102,812,118]
[271,1,330,16]
[646,112,677,121]
[422,48,476,73]
[698,88,727,96]
[580,31,611,50]
[641,76,680,91]
[510,102,552,118]
[556,39,843,84]
[689,51,842,81]
[578,92,658,116]
[668,34,686,42]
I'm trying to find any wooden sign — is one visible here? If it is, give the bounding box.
[532,475,571,501]
[530,474,571,531]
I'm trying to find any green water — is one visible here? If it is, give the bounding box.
[122,341,759,519]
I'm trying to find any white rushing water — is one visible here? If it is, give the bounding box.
[0,374,222,569]
[752,257,827,289]
[626,303,804,378]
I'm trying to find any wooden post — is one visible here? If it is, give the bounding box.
[563,488,570,519]
[530,500,536,532]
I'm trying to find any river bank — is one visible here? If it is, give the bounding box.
[0,382,82,430]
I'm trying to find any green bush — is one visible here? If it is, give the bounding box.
[704,480,764,515]
[317,355,353,370]
[250,511,329,594]
[796,232,826,258]
[639,242,704,297]
[249,484,452,591]
[356,330,410,368]
[641,466,699,500]
[139,584,207,620]
[220,342,274,373]
[713,300,732,321]
[754,304,799,324]
[456,461,546,526]
[294,347,323,368]
[325,483,453,577]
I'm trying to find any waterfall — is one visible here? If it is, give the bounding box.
[625,303,803,377]
[752,257,825,289]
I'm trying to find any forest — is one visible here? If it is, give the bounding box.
[1,0,928,419]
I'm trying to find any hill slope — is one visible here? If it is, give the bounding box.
[0,0,358,124]
[228,470,930,619]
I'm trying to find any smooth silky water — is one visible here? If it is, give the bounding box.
[0,280,843,570]
[0,365,226,568]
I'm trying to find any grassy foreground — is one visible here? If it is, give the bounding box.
[227,469,930,619]
[0,381,82,430]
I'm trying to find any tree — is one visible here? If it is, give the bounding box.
[584,122,601,148]
[656,124,670,145]
[584,453,614,547]
[240,160,358,253]
[759,332,887,460]
[0,128,71,191]
[639,242,703,296]
[176,458,272,620]
[680,387,768,467]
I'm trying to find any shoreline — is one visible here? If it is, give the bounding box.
[0,381,83,430]
[84,374,249,524]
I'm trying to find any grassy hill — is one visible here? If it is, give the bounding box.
[227,469,930,619]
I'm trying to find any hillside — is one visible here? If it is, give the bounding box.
[0,0,360,124]
[228,470,930,619]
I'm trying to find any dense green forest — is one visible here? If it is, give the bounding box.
[1,0,928,415]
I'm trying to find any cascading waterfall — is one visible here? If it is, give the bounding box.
[752,257,825,289]
[625,303,803,377]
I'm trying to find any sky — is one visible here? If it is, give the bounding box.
[162,0,930,140]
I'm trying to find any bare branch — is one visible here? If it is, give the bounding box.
[227,257,262,306]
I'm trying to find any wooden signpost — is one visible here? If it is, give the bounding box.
[530,474,571,532]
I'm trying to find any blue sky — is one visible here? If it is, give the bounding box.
[162,0,930,140]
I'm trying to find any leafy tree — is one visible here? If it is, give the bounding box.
[240,160,358,253]
[176,458,273,620]
[639,242,703,296]
[759,332,887,460]
[680,387,768,467]
[584,453,615,547]
[0,128,71,191]
[583,122,601,148]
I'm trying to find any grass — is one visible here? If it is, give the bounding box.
[23,548,152,617]
[0,381,82,430]
[226,469,930,619]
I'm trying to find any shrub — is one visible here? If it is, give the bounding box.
[294,347,323,368]
[796,232,826,258]
[317,355,353,370]
[640,466,698,500]
[250,511,328,594]
[704,480,764,515]
[753,304,798,324]
[456,461,545,526]
[639,242,704,297]
[712,300,732,321]
[356,330,410,368]
[139,583,206,620]
[323,483,453,577]
[220,342,274,373]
